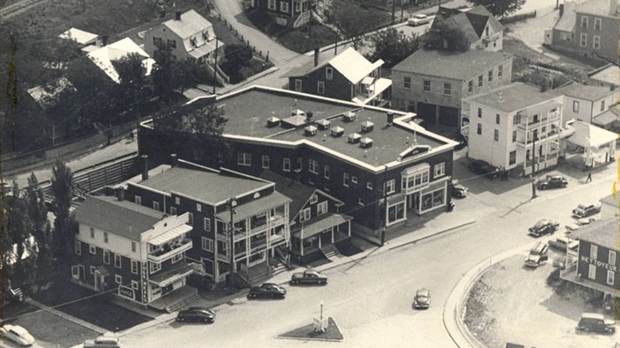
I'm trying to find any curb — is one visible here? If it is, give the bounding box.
[389,219,477,251]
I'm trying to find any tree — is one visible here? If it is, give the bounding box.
[24,173,54,286]
[152,42,178,102]
[424,19,471,52]
[364,28,421,68]
[467,0,526,18]
[51,160,73,261]
[326,0,389,50]
[221,44,253,83]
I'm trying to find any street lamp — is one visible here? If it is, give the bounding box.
[227,197,237,289]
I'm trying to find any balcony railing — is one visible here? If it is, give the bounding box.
[148,239,192,262]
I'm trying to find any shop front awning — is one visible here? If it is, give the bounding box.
[567,121,617,148]
[148,224,192,246]
[292,214,352,239]
[149,263,194,288]
[215,192,292,222]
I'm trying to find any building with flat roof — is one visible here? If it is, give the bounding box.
[139,86,457,232]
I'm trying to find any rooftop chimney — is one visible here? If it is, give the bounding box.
[387,112,394,125]
[170,153,178,167]
[175,11,182,21]
[306,111,313,122]
[141,154,149,181]
[115,187,125,201]
[314,48,319,67]
[559,4,564,16]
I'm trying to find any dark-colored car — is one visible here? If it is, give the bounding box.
[452,183,468,198]
[536,175,568,189]
[571,203,601,218]
[528,219,559,237]
[576,312,615,334]
[467,159,498,179]
[452,133,468,151]
[247,283,286,299]
[413,288,431,309]
[290,269,328,285]
[176,307,216,323]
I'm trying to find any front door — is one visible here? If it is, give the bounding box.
[94,273,100,291]
[320,229,332,247]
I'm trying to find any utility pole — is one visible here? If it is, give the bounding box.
[212,39,219,94]
[227,197,236,288]
[381,165,388,247]
[531,130,538,199]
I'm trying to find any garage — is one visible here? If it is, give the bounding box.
[438,106,459,126]
[416,102,437,125]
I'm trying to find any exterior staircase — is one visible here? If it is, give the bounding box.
[320,244,341,259]
[165,292,201,313]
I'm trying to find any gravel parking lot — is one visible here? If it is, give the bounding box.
[464,251,619,348]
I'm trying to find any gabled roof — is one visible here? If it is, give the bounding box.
[570,218,618,250]
[87,38,155,83]
[557,83,615,101]
[259,170,317,219]
[589,64,620,86]
[285,48,383,84]
[58,28,98,45]
[73,195,165,240]
[567,121,618,148]
[162,10,213,39]
[575,0,618,17]
[464,5,504,34]
[554,2,577,32]
[431,5,504,42]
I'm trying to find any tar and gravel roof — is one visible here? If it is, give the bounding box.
[464,83,562,112]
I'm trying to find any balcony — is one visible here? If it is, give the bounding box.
[148,239,192,262]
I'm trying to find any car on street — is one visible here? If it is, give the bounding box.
[247,283,286,299]
[536,175,568,189]
[290,269,328,285]
[408,14,431,26]
[528,219,559,237]
[0,324,35,346]
[452,133,468,151]
[413,288,431,309]
[524,241,549,267]
[547,237,578,252]
[565,217,598,233]
[452,183,468,198]
[176,307,216,323]
[576,312,615,334]
[468,159,498,179]
[571,203,601,218]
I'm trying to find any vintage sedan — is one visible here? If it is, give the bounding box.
[0,325,35,346]
[528,219,559,237]
[413,288,431,309]
[176,307,216,323]
[536,175,568,189]
[571,203,601,218]
[408,14,431,26]
[247,283,287,299]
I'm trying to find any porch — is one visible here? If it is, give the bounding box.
[289,214,352,264]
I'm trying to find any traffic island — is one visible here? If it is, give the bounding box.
[277,317,344,342]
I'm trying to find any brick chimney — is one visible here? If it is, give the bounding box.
[170,153,178,167]
[141,154,149,181]
[314,48,319,67]
[175,11,182,21]
[559,3,564,16]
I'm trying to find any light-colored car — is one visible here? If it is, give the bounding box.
[408,14,430,26]
[0,324,35,346]
[565,217,598,233]
[413,288,431,309]
[83,336,121,348]
[548,237,578,252]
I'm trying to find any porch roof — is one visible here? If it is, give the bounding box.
[292,213,352,239]
[566,121,617,148]
[215,192,292,222]
[149,263,194,287]
[148,224,192,246]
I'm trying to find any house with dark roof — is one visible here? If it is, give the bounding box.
[547,0,619,63]
[138,86,458,234]
[391,49,513,127]
[72,195,197,310]
[260,170,351,263]
[285,47,391,106]
[252,0,316,28]
[561,218,619,300]
[430,5,505,52]
[556,82,619,127]
[120,158,292,286]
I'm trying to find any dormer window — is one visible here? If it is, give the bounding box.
[190,37,197,47]
[202,31,209,40]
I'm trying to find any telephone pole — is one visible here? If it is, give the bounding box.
[227,197,236,288]
[531,130,538,199]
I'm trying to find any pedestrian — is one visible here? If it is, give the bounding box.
[586,170,592,183]
[129,131,134,142]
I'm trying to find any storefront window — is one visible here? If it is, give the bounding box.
[421,188,445,212]
[388,202,405,224]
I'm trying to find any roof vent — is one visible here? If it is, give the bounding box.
[306,111,313,122]
[317,119,331,130]
[291,109,305,117]
[305,125,318,136]
[342,111,356,122]
[348,133,361,143]
[360,137,373,148]
[387,112,394,125]
[361,120,374,132]
[267,116,281,127]
[331,126,344,137]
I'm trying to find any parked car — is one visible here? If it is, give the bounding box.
[408,14,431,26]
[468,159,498,179]
[176,307,216,323]
[536,175,568,189]
[0,325,35,346]
[413,288,431,309]
[452,133,468,151]
[524,241,549,267]
[247,283,286,299]
[83,336,121,348]
[547,237,578,252]
[576,312,615,334]
[452,183,468,198]
[565,217,598,233]
[290,269,328,285]
[572,203,601,218]
[528,219,559,237]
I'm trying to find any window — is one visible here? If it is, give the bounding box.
[268,0,276,10]
[513,114,521,125]
[317,81,325,94]
[512,130,517,143]
[434,162,445,177]
[588,264,596,280]
[280,1,289,12]
[317,201,328,215]
[495,114,500,125]
[115,254,122,269]
[326,67,333,80]
[477,107,482,118]
[131,260,138,274]
[404,77,412,89]
[366,182,373,190]
[135,195,142,205]
[488,69,493,82]
[385,179,395,194]
[89,245,96,255]
[153,37,162,46]
[358,198,365,206]
[324,165,330,179]
[593,35,600,49]
[196,203,202,212]
[150,262,161,274]
[204,217,211,232]
[573,101,579,113]
[607,270,615,285]
[202,237,213,252]
[467,80,473,94]
[167,39,176,49]
[580,16,588,29]
[310,194,318,204]
[478,75,483,87]
[609,251,617,265]
[89,265,97,275]
[494,129,499,141]
[351,176,358,184]
[283,158,291,172]
[294,79,302,91]
[175,197,180,205]
[188,212,194,226]
[296,157,302,171]
[477,124,482,135]
[509,150,517,165]
[309,159,318,174]
[115,275,122,284]
[590,245,598,259]
[132,242,136,252]
[104,232,109,243]
[580,33,587,47]
[498,65,503,78]
[238,152,251,166]
[171,253,183,264]
[131,280,139,290]
[300,208,311,222]
[75,241,81,255]
[343,173,350,187]
[294,1,301,12]
[594,17,602,30]
[262,155,270,169]
[90,227,95,238]
[422,80,430,92]
[443,83,451,95]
